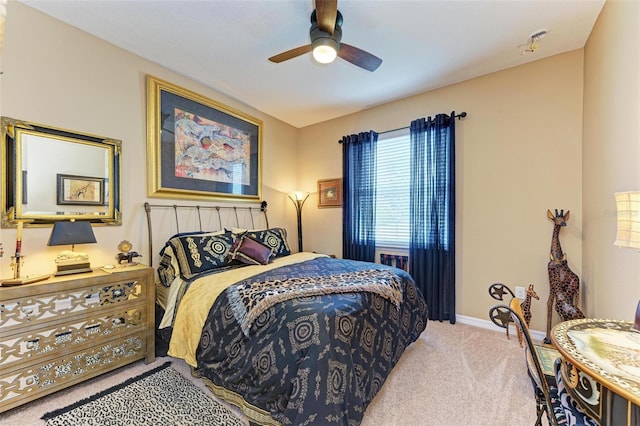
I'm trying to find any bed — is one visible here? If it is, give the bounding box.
[144,202,428,426]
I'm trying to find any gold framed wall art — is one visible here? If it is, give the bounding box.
[146,76,263,201]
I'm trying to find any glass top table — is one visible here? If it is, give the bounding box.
[552,318,640,425]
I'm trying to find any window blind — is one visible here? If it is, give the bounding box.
[375,128,410,248]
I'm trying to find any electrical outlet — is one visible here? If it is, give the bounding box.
[515,286,526,299]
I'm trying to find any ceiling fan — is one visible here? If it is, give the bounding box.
[268,0,382,72]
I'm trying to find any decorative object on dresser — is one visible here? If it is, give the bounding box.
[317,178,343,208]
[0,220,50,286]
[116,240,141,265]
[0,265,155,413]
[288,191,309,252]
[10,220,24,280]
[545,209,584,344]
[47,219,97,276]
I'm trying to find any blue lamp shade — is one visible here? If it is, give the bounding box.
[48,221,97,276]
[48,221,97,247]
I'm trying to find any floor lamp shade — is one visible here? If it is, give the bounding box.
[614,192,640,249]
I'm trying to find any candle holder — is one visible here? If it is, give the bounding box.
[10,254,24,279]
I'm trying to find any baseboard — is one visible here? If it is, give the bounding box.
[456,314,547,342]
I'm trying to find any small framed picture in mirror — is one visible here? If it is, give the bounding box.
[56,174,105,206]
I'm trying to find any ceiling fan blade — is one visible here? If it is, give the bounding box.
[315,0,337,34]
[268,45,313,63]
[338,43,383,72]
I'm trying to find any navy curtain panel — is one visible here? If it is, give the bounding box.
[341,131,378,262]
[409,113,456,323]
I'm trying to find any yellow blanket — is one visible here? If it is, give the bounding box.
[168,252,326,367]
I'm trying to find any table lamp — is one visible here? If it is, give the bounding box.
[614,192,640,330]
[614,191,640,249]
[288,191,309,252]
[48,220,97,276]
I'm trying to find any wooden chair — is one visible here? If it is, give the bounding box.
[489,298,597,426]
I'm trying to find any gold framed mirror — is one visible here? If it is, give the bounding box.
[1,116,121,227]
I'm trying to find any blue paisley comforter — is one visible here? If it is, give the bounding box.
[193,256,428,426]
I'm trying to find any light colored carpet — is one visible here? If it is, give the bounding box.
[2,321,545,425]
[361,321,544,426]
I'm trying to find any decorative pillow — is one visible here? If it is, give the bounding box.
[231,227,291,258]
[157,245,179,287]
[157,230,226,286]
[165,232,237,280]
[230,235,274,265]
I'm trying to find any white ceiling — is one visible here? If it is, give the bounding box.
[20,0,605,128]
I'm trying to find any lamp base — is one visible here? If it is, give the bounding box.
[55,262,92,276]
[54,267,93,276]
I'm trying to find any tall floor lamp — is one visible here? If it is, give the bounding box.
[288,191,309,252]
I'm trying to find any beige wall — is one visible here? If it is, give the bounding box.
[582,0,640,320]
[299,51,585,332]
[2,1,636,330]
[0,3,300,275]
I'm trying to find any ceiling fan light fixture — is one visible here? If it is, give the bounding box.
[312,43,337,64]
[311,27,339,64]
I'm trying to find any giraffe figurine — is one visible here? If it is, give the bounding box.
[488,283,538,345]
[515,284,539,347]
[545,209,585,343]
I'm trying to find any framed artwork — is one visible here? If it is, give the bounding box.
[146,75,263,201]
[318,178,343,208]
[56,174,105,205]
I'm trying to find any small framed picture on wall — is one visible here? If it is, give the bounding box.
[318,178,342,208]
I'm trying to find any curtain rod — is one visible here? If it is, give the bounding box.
[338,112,468,142]
[377,111,467,136]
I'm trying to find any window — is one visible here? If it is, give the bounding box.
[375,128,410,248]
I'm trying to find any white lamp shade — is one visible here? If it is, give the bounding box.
[288,191,310,202]
[614,191,640,248]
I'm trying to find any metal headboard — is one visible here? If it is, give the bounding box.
[143,201,269,267]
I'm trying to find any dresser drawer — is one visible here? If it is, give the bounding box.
[0,276,144,333]
[0,303,147,370]
[0,332,147,411]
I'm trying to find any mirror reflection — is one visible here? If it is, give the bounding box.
[1,117,121,226]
